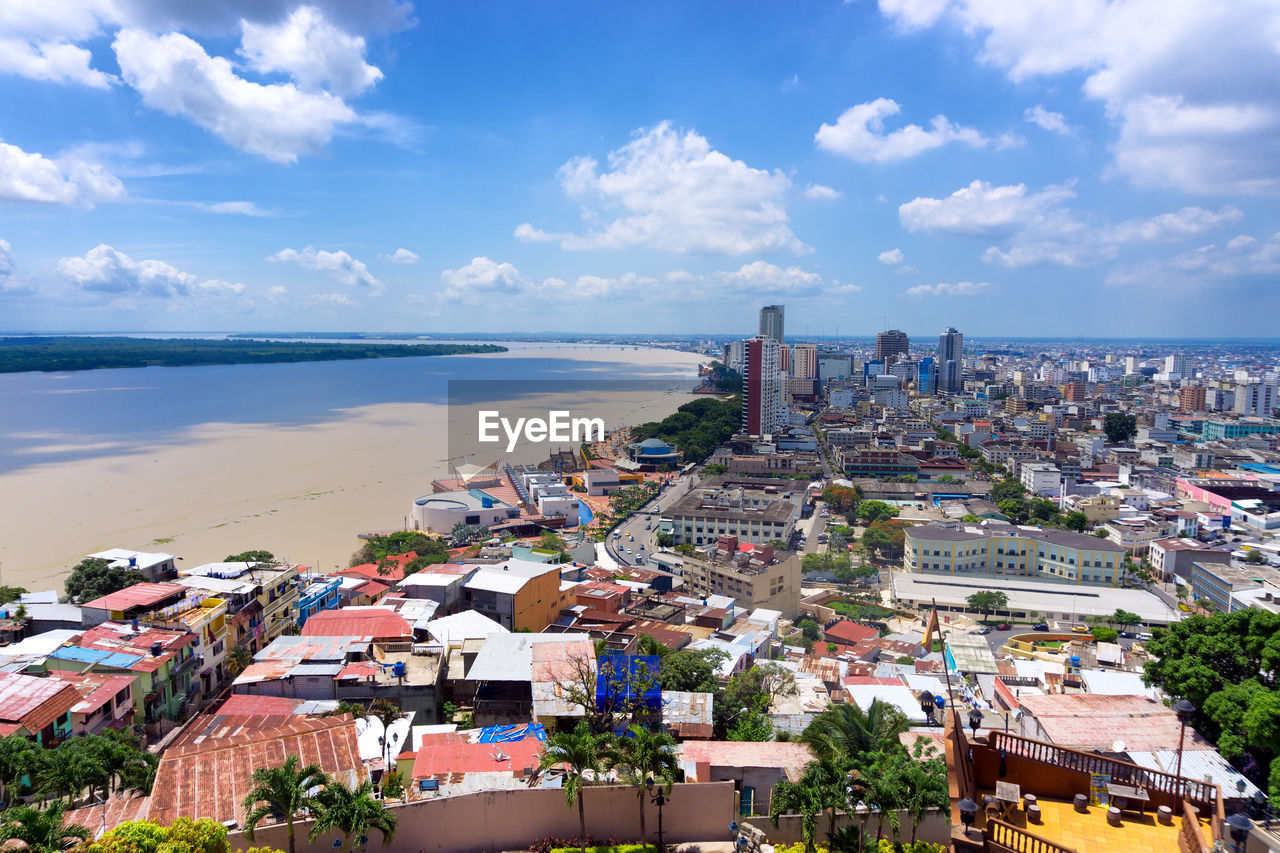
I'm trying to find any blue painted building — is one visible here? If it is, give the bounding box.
[296,577,343,627]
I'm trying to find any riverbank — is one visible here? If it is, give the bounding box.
[0,344,704,592]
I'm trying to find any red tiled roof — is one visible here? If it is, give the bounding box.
[410,732,543,779]
[83,583,187,612]
[352,580,391,599]
[300,607,411,639]
[63,793,152,831]
[823,619,879,645]
[149,716,365,825]
[0,671,84,733]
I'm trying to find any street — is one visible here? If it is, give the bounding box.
[603,472,695,567]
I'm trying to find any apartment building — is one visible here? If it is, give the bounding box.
[678,538,801,616]
[666,484,798,546]
[904,522,1126,585]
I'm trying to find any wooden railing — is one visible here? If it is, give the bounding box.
[1178,802,1210,853]
[985,820,1076,853]
[987,731,1219,807]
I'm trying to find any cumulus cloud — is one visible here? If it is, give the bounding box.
[905,281,991,297]
[264,284,288,302]
[1108,231,1280,287]
[804,183,842,200]
[1024,105,1073,135]
[308,291,355,306]
[717,261,828,294]
[515,122,806,254]
[878,248,905,265]
[113,29,357,164]
[1102,205,1243,243]
[0,139,124,206]
[380,248,419,264]
[57,244,245,298]
[899,180,1077,238]
[815,98,1015,163]
[877,0,1280,194]
[239,6,382,97]
[0,38,114,87]
[268,245,380,287]
[440,257,526,300]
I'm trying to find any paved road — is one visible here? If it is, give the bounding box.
[603,473,694,567]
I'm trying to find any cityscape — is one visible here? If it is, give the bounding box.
[1,3,1279,853]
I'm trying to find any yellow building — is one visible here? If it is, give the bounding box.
[461,559,573,631]
[904,522,1126,585]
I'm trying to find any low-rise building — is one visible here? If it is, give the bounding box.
[1190,560,1280,613]
[1020,462,1062,496]
[677,537,801,616]
[904,522,1127,585]
[85,549,179,582]
[47,670,137,736]
[0,670,82,744]
[460,558,572,631]
[1148,538,1232,582]
[666,484,798,547]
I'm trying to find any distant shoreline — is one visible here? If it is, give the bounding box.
[0,337,508,374]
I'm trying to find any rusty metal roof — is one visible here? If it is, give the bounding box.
[82,583,187,611]
[300,607,410,639]
[0,671,82,732]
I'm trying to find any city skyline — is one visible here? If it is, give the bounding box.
[1,1,1279,337]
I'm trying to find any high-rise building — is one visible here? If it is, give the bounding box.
[1164,353,1189,379]
[875,329,910,363]
[778,345,791,375]
[792,343,817,380]
[721,340,745,373]
[759,305,784,343]
[937,327,964,394]
[742,336,783,436]
[1179,386,1206,413]
[1123,356,1139,375]
[1234,383,1278,417]
[917,357,936,394]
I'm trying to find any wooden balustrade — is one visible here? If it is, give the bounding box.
[985,819,1076,853]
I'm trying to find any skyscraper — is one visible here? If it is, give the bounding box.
[792,343,817,380]
[937,327,964,394]
[742,336,783,436]
[759,305,784,343]
[875,329,910,363]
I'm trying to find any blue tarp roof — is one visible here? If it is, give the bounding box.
[49,646,144,669]
[477,723,546,743]
[597,654,661,712]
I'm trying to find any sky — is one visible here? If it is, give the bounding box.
[0,0,1278,338]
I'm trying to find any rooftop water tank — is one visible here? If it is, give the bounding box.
[150,642,163,657]
[393,661,406,678]
[1070,655,1081,667]
[480,496,494,509]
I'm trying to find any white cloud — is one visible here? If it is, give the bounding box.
[717,261,826,294]
[1102,205,1243,243]
[381,248,419,264]
[0,238,12,281]
[905,281,991,297]
[239,6,382,97]
[308,291,355,306]
[878,248,905,265]
[440,257,525,300]
[264,284,288,302]
[516,122,806,254]
[804,183,842,200]
[0,38,113,87]
[1108,231,1280,287]
[0,139,124,207]
[878,0,1280,195]
[899,180,1077,238]
[57,244,244,298]
[1024,105,1073,135]
[815,98,1013,163]
[268,245,380,287]
[113,29,357,164]
[197,200,272,216]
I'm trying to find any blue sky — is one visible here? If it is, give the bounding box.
[1,0,1277,337]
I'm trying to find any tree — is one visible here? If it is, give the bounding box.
[799,699,910,765]
[600,724,679,843]
[821,484,863,516]
[1092,626,1119,643]
[225,550,276,564]
[0,801,90,853]
[539,723,604,853]
[309,780,397,853]
[1112,609,1141,628]
[870,739,949,844]
[856,501,899,524]
[37,739,106,804]
[242,756,332,853]
[83,818,242,853]
[551,652,661,735]
[0,734,38,805]
[63,558,142,604]
[769,759,844,853]
[966,591,1009,622]
[1064,511,1090,532]
[227,645,253,676]
[1104,412,1137,444]
[658,648,724,693]
[997,497,1029,524]
[655,532,674,548]
[862,520,905,563]
[701,463,728,477]
[990,479,1026,504]
[797,618,822,643]
[367,699,404,769]
[717,664,797,738]
[1247,550,1267,565]
[1028,498,1059,522]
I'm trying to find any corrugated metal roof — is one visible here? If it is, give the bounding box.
[1127,749,1262,799]
[286,663,344,677]
[254,635,368,662]
[83,583,186,611]
[300,607,410,639]
[0,671,82,732]
[410,731,543,779]
[466,633,593,682]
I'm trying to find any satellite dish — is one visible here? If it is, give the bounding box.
[1112,739,1126,753]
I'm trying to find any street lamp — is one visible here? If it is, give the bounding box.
[854,801,869,853]
[959,798,979,840]
[968,708,984,741]
[1226,810,1253,853]
[646,777,669,851]
[919,690,936,726]
[1173,698,1196,807]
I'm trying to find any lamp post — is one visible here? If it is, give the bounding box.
[919,690,936,726]
[1226,810,1253,853]
[646,777,669,851]
[1173,698,1196,808]
[959,797,979,841]
[968,708,984,741]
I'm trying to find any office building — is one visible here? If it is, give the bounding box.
[1164,353,1189,379]
[742,336,783,436]
[904,522,1126,586]
[1234,383,1278,417]
[758,305,784,343]
[917,357,936,393]
[938,327,963,394]
[721,339,745,373]
[792,343,817,380]
[1179,386,1206,412]
[875,329,910,364]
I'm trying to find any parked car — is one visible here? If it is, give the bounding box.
[1138,632,1153,641]
[996,623,1011,631]
[1033,623,1050,631]
[975,626,993,635]
[1118,631,1137,639]
[1071,625,1090,634]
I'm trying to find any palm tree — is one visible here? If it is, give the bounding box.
[0,801,91,853]
[799,699,910,764]
[538,723,604,853]
[35,743,102,806]
[600,724,679,843]
[0,735,38,806]
[635,635,671,659]
[769,760,843,853]
[848,760,906,842]
[227,645,253,676]
[309,779,397,853]
[242,755,332,853]
[367,699,403,770]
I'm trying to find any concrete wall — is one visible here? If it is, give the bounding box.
[227,782,736,853]
[760,809,950,846]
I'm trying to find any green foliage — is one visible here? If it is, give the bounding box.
[0,586,28,606]
[1064,511,1090,532]
[704,360,744,394]
[997,497,1029,524]
[657,649,723,693]
[628,396,741,464]
[349,532,449,567]
[769,759,845,853]
[64,558,143,604]
[861,520,905,562]
[600,724,679,842]
[539,722,606,845]
[1104,412,1138,444]
[821,485,863,516]
[1091,626,1119,643]
[1246,550,1267,565]
[1112,609,1142,627]
[309,779,398,853]
[717,664,797,738]
[545,846,657,853]
[828,600,894,621]
[701,463,728,477]
[224,550,276,564]
[856,501,899,524]
[242,755,332,853]
[82,818,234,853]
[799,700,910,765]
[798,618,822,642]
[0,337,505,374]
[966,590,1009,619]
[990,479,1026,504]
[0,801,91,853]
[655,532,674,548]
